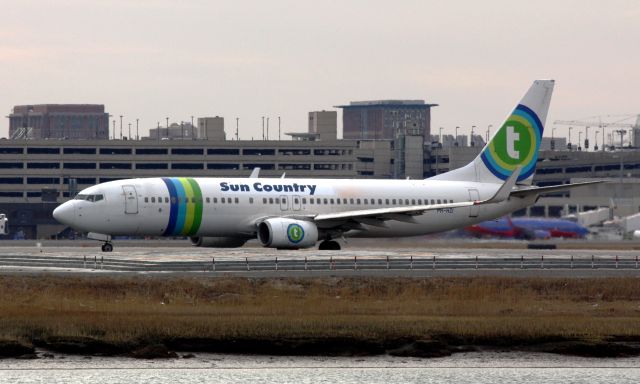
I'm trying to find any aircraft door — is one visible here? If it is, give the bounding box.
[279,195,289,211]
[468,188,480,218]
[122,185,138,214]
[292,195,301,211]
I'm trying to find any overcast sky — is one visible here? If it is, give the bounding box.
[1,0,638,143]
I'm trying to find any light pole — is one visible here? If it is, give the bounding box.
[455,126,459,146]
[180,121,184,140]
[112,120,116,140]
[128,123,131,140]
[166,117,169,139]
[568,126,573,150]
[584,126,589,150]
[486,125,492,143]
[439,127,443,144]
[135,118,139,140]
[262,116,265,140]
[278,116,281,141]
[157,122,160,141]
[119,115,123,140]
[595,130,599,151]
[266,117,269,140]
[551,127,556,150]
[578,131,582,151]
[236,118,239,140]
[190,116,194,140]
[471,125,476,147]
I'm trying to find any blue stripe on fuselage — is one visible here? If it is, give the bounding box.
[162,178,178,236]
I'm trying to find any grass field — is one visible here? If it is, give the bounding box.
[1,275,639,356]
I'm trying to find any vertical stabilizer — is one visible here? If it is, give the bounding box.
[431,80,554,185]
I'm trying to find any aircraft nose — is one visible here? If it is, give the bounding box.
[53,201,75,226]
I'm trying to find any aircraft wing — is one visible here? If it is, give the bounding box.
[509,180,604,198]
[313,167,521,226]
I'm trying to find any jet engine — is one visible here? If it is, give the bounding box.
[257,218,318,249]
[190,236,248,248]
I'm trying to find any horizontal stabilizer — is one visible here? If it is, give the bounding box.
[510,180,604,198]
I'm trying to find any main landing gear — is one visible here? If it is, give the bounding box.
[101,242,113,252]
[318,240,341,250]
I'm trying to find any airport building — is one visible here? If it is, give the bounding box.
[336,100,437,142]
[8,104,110,140]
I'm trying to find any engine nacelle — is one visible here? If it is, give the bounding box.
[257,218,318,249]
[190,236,248,248]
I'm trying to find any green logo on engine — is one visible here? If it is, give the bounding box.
[287,223,305,243]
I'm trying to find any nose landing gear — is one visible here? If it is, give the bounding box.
[101,242,113,252]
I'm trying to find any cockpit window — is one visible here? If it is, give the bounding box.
[75,193,104,202]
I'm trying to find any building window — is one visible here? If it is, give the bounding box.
[172,148,204,155]
[207,148,240,155]
[207,163,240,170]
[0,162,24,169]
[243,149,275,156]
[0,177,23,184]
[64,163,96,169]
[136,148,168,155]
[172,163,204,170]
[0,148,23,154]
[27,163,59,169]
[27,177,59,184]
[100,163,132,169]
[99,148,132,155]
[27,147,59,154]
[137,163,168,169]
[63,147,96,155]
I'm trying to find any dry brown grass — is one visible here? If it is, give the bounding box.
[0,275,639,344]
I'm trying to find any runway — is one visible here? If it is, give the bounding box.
[0,244,639,277]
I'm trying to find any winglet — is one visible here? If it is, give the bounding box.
[249,167,261,178]
[477,166,521,205]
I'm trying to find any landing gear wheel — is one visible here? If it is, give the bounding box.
[319,240,341,250]
[101,243,113,252]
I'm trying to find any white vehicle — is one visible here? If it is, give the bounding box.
[53,80,597,252]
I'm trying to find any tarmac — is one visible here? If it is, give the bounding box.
[0,240,639,277]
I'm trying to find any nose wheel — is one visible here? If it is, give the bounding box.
[101,243,113,252]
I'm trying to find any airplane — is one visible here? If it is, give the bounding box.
[464,216,589,239]
[53,79,600,252]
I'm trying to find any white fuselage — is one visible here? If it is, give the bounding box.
[56,177,535,240]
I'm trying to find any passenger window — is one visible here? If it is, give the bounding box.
[330,198,334,204]
[263,198,267,204]
[417,199,422,205]
[357,199,361,205]
[411,199,416,205]
[350,198,354,204]
[437,199,441,204]
[276,198,280,204]
[165,197,169,203]
[192,197,196,203]
[324,198,328,204]
[145,197,149,203]
[431,199,435,205]
[302,198,306,204]
[450,199,454,203]
[151,197,155,203]
[405,199,409,205]
[392,199,396,204]
[294,198,299,204]
[385,199,389,205]
[206,197,210,203]
[336,199,340,205]
[343,198,347,204]
[235,197,239,204]
[213,197,218,203]
[378,199,382,204]
[249,197,254,204]
[269,198,274,204]
[222,197,226,203]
